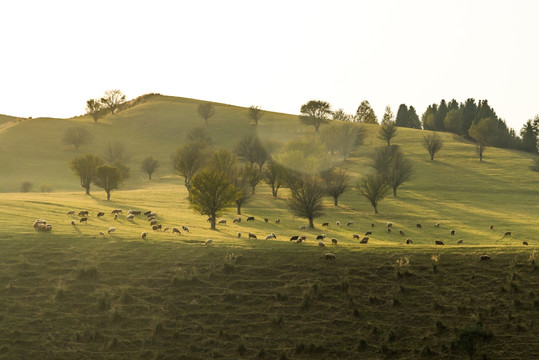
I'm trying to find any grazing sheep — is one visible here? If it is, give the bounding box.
[299,225,308,230]
[78,210,89,217]
[275,219,280,224]
[371,223,375,228]
[164,227,170,232]
[264,218,269,223]
[504,231,511,237]
[299,236,307,241]
[99,231,105,237]
[172,227,181,234]
[149,212,157,217]
[416,224,422,229]
[218,219,227,225]
[70,220,76,226]
[114,214,119,220]
[141,232,147,240]
[246,216,255,221]
[324,253,336,260]
[182,225,190,232]
[265,233,276,240]
[322,222,329,227]
[205,239,213,246]
[399,230,405,236]
[316,235,325,240]
[152,224,162,231]
[150,219,158,226]
[248,232,257,239]
[80,217,88,223]
[435,223,440,227]
[318,241,325,248]
[387,222,393,228]
[207,217,212,223]
[147,216,155,222]
[144,211,152,216]
[336,221,340,226]
[67,210,75,216]
[353,234,360,239]
[405,239,413,244]
[331,238,338,245]
[457,239,464,245]
[233,217,241,223]
[347,221,354,226]
[290,235,299,241]
[360,237,369,244]
[296,238,303,244]
[237,232,241,238]
[97,212,105,218]
[128,210,141,216]
[435,240,444,245]
[364,231,372,236]
[480,255,490,261]
[33,220,52,232]
[450,229,455,235]
[523,241,529,245]
[489,225,494,230]
[111,209,122,215]
[107,227,116,234]
[127,214,135,221]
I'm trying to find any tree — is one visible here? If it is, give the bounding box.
[235,135,268,172]
[387,149,413,197]
[434,99,447,131]
[520,116,538,154]
[468,117,498,161]
[395,104,410,128]
[100,90,126,115]
[189,169,239,230]
[355,100,378,124]
[423,133,444,160]
[244,163,261,194]
[332,109,354,122]
[62,126,92,151]
[321,168,348,206]
[208,149,238,180]
[86,99,105,124]
[264,160,284,197]
[444,108,462,133]
[287,176,324,229]
[197,102,215,124]
[172,140,209,194]
[69,154,104,195]
[248,106,264,125]
[378,111,397,146]
[233,166,252,214]
[321,121,365,160]
[93,164,123,200]
[381,105,394,125]
[103,141,131,179]
[187,126,212,144]
[356,174,390,214]
[299,100,332,132]
[408,106,421,129]
[141,156,159,180]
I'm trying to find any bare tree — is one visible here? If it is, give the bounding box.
[187,126,212,144]
[249,106,264,125]
[423,133,444,160]
[100,90,126,115]
[197,102,215,124]
[69,153,104,195]
[103,141,132,164]
[388,150,413,197]
[321,168,348,206]
[93,164,123,200]
[322,121,365,160]
[357,174,390,214]
[63,126,92,151]
[233,166,252,215]
[141,156,159,180]
[264,160,284,197]
[172,141,210,194]
[287,176,324,228]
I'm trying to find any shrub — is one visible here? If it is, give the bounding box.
[39,183,54,192]
[20,181,33,193]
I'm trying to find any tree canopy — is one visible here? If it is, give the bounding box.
[286,175,324,228]
[355,100,378,124]
[69,153,104,195]
[93,164,123,200]
[63,126,92,151]
[299,100,332,131]
[100,90,126,115]
[141,156,159,180]
[197,102,215,124]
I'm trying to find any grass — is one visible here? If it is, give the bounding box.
[0,94,537,358]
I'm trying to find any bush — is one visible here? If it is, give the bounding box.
[39,183,54,192]
[20,181,33,193]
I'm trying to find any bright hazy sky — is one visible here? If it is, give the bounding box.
[1,0,537,131]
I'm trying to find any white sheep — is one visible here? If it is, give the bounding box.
[108,227,116,234]
[141,232,147,239]
[324,253,336,260]
[205,239,213,246]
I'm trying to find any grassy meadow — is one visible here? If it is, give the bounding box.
[0,94,537,359]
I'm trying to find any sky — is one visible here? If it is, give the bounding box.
[0,0,537,131]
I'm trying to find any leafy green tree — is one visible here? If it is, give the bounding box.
[299,100,332,131]
[520,116,538,154]
[172,141,210,194]
[378,107,397,146]
[264,160,284,197]
[244,163,261,194]
[235,135,268,172]
[187,125,212,144]
[444,108,462,133]
[233,166,252,214]
[63,126,93,151]
[322,121,365,160]
[208,149,237,179]
[189,169,239,229]
[468,117,498,161]
[422,104,437,130]
[197,102,215,124]
[93,164,123,200]
[86,99,105,124]
[423,132,444,160]
[321,168,348,206]
[100,90,126,115]
[141,156,159,180]
[395,104,410,128]
[287,175,324,228]
[332,109,354,122]
[69,154,104,195]
[387,149,413,197]
[408,106,421,129]
[355,100,378,124]
[356,174,390,214]
[248,106,264,125]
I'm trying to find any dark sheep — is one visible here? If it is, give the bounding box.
[347,221,354,226]
[70,220,76,226]
[67,210,75,216]
[322,222,329,227]
[316,235,325,240]
[290,235,299,241]
[504,231,511,236]
[150,219,158,226]
[360,237,369,244]
[399,230,405,236]
[450,229,455,235]
[416,224,422,229]
[248,232,257,239]
[387,228,391,233]
[182,225,190,232]
[233,217,241,223]
[97,212,105,217]
[80,217,88,223]
[480,255,490,261]
[275,219,280,224]
[114,214,119,220]
[523,241,529,245]
[331,238,338,245]
[144,211,152,216]
[353,234,360,239]
[387,222,393,228]
[489,225,494,230]
[78,210,89,217]
[172,227,181,234]
[111,209,122,215]
[405,239,413,244]
[237,232,241,238]
[141,232,147,240]
[152,224,162,231]
[247,216,255,221]
[457,239,464,245]
[129,210,141,216]
[371,223,374,228]
[364,231,372,236]
[264,218,269,223]
[435,240,444,245]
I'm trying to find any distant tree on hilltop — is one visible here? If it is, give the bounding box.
[86,99,105,124]
[100,90,126,115]
[197,102,215,124]
[299,100,332,132]
[249,106,264,125]
[355,100,378,124]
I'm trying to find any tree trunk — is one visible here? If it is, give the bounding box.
[210,217,216,230]
[308,217,314,229]
[334,196,338,206]
[272,186,277,197]
[393,187,397,197]
[374,205,379,214]
[430,153,434,161]
[85,187,90,195]
[236,202,242,215]
[148,173,152,180]
[106,191,110,201]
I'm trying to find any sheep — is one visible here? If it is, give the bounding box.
[128,210,141,216]
[248,232,257,239]
[33,220,52,232]
[205,239,213,246]
[265,233,276,240]
[150,219,158,226]
[78,210,89,217]
[331,238,338,245]
[387,228,391,233]
[144,211,152,216]
[237,232,241,238]
[299,225,308,230]
[318,241,325,248]
[387,222,393,228]
[347,221,354,226]
[99,231,105,237]
[299,236,307,241]
[290,235,299,241]
[504,231,512,237]
[296,238,303,244]
[172,227,181,234]
[275,219,280,224]
[324,253,336,260]
[97,212,105,218]
[435,223,440,227]
[164,227,170,232]
[353,234,360,239]
[246,216,255,221]
[111,209,122,215]
[264,218,269,223]
[322,222,329,227]
[218,219,227,225]
[336,221,340,226]
[80,217,88,223]
[480,255,490,261]
[316,235,325,240]
[435,240,444,245]
[127,214,135,221]
[182,225,190,232]
[114,214,119,220]
[523,241,529,245]
[364,231,372,236]
[489,225,494,230]
[207,217,212,223]
[399,230,405,236]
[360,237,369,244]
[149,212,157,218]
[67,210,75,216]
[416,224,422,229]
[152,224,162,231]
[70,220,76,226]
[147,216,156,222]
[457,239,464,245]
[141,232,147,240]
[405,239,413,244]
[233,217,241,223]
[108,227,116,234]
[450,229,455,235]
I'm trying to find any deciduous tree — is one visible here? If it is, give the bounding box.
[264,160,284,197]
[141,156,159,180]
[356,174,390,214]
[235,135,268,172]
[100,90,126,115]
[248,106,264,125]
[69,154,104,195]
[321,168,348,206]
[86,99,105,124]
[355,100,377,124]
[468,117,498,161]
[93,164,123,200]
[172,141,210,194]
[299,100,332,131]
[197,102,215,124]
[287,176,324,229]
[423,133,444,161]
[63,126,92,151]
[378,107,397,146]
